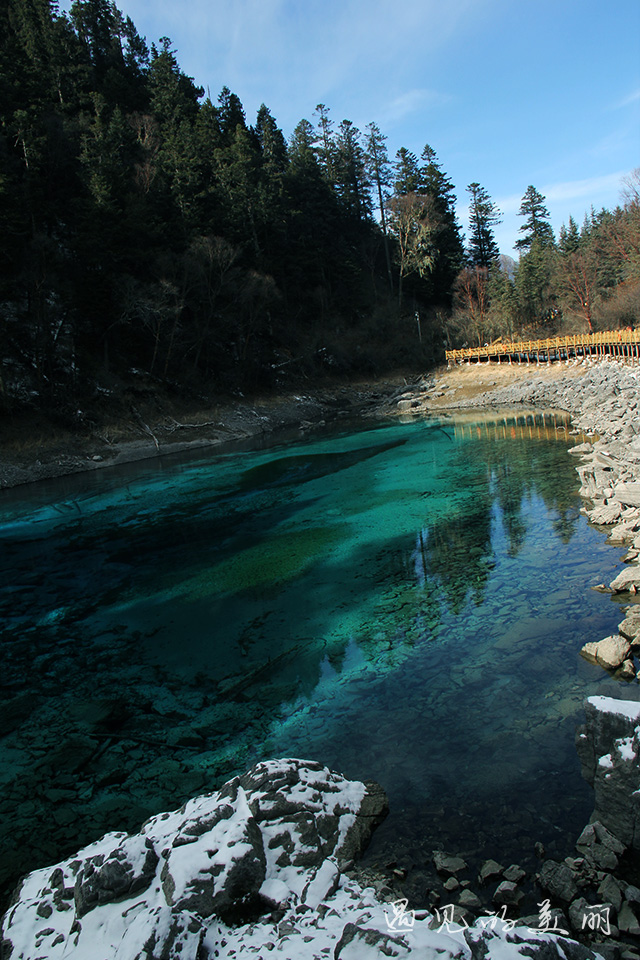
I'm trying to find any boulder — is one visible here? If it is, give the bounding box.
[503,864,526,884]
[617,902,640,936]
[588,502,623,526]
[598,874,623,914]
[458,889,482,911]
[575,822,625,872]
[615,483,640,508]
[334,922,410,958]
[493,880,523,906]
[580,635,632,670]
[618,613,640,646]
[568,442,594,456]
[610,566,640,594]
[74,835,158,918]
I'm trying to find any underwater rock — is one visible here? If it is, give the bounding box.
[493,880,523,906]
[537,860,579,903]
[597,874,623,914]
[617,901,640,936]
[479,859,505,883]
[433,852,468,875]
[575,822,625,872]
[503,864,526,884]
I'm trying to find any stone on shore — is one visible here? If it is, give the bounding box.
[588,501,624,525]
[618,612,640,645]
[610,565,640,593]
[580,635,632,670]
[614,482,640,508]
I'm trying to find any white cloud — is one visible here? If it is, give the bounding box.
[615,88,640,109]
[542,171,629,205]
[377,89,451,129]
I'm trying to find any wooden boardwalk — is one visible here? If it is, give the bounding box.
[446,330,640,366]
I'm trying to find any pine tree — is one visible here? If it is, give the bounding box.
[217,85,246,142]
[393,147,420,194]
[515,185,554,251]
[558,215,580,255]
[514,238,557,328]
[419,144,464,303]
[288,119,317,171]
[466,182,501,268]
[364,121,393,293]
[314,103,336,187]
[333,119,370,222]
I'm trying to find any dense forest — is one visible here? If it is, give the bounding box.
[1,0,639,418]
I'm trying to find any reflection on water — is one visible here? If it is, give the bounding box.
[0,411,633,909]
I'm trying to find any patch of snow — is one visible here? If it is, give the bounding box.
[588,695,640,721]
[616,735,638,762]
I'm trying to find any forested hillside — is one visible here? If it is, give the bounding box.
[1,0,638,421]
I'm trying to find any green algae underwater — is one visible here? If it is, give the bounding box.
[0,410,635,910]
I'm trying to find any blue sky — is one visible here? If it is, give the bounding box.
[70,0,639,256]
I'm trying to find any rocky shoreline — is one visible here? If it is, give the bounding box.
[5,358,640,958]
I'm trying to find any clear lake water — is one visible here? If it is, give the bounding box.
[0,408,637,911]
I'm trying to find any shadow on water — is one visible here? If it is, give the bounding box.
[0,411,633,912]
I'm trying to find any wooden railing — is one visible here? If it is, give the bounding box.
[445,330,640,366]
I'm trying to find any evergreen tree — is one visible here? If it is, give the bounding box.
[466,182,501,268]
[333,119,370,222]
[217,85,246,142]
[558,215,580,255]
[314,103,336,187]
[514,238,557,328]
[419,144,464,304]
[288,119,317,171]
[364,121,393,294]
[515,185,554,251]
[393,147,420,194]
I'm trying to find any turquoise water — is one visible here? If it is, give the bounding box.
[0,410,633,908]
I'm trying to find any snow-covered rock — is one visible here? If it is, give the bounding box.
[0,758,387,959]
